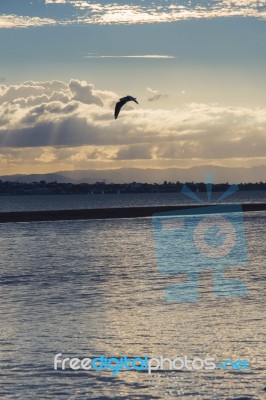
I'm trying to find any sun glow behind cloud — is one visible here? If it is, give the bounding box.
[1,2,265,176]
[0,79,266,174]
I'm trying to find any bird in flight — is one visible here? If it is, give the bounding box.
[114,95,138,119]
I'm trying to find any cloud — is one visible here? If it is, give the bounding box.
[146,87,168,102]
[0,79,266,172]
[116,144,153,160]
[45,0,66,3]
[85,54,177,59]
[1,1,266,29]
[0,15,57,29]
[68,80,103,106]
[0,80,68,104]
[35,148,57,163]
[70,1,266,24]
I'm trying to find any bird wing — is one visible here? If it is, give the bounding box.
[114,100,123,119]
[114,96,138,119]
[120,96,129,105]
[127,96,138,104]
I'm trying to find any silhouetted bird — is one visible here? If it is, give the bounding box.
[114,95,138,119]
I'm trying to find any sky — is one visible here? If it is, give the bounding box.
[0,0,266,176]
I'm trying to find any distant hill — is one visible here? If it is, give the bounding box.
[0,173,74,184]
[1,165,266,184]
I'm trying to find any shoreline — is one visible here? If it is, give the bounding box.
[0,203,265,223]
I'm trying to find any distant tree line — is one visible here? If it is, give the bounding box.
[0,180,265,196]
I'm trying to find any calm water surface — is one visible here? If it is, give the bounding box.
[0,191,265,212]
[0,208,265,399]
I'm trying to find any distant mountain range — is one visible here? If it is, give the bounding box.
[1,165,265,184]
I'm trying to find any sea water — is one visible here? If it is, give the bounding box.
[0,208,265,399]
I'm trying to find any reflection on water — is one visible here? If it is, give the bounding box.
[0,191,265,212]
[0,212,265,399]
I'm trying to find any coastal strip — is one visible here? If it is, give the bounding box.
[0,203,265,223]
